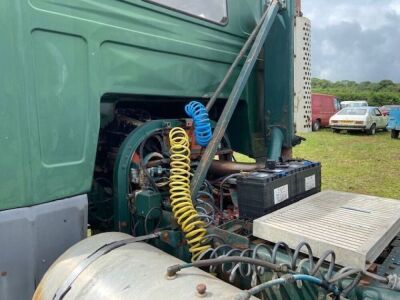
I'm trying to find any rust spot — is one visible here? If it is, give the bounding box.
[161,232,169,242]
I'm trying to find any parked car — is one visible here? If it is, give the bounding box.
[340,100,368,108]
[311,93,341,131]
[380,105,400,116]
[329,107,388,135]
[387,107,400,139]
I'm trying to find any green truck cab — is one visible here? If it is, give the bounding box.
[0,1,294,298]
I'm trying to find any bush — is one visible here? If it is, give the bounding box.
[312,78,400,106]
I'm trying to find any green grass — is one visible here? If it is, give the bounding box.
[234,152,256,163]
[235,130,400,199]
[293,129,400,199]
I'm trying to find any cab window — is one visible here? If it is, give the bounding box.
[375,109,382,116]
[145,0,228,24]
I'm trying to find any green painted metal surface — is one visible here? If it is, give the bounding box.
[135,190,162,218]
[264,0,295,149]
[0,0,273,211]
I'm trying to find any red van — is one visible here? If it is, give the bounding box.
[312,93,341,131]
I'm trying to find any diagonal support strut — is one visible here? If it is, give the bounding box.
[190,0,283,198]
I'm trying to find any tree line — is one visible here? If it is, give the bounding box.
[312,78,400,106]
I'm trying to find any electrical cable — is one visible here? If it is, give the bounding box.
[218,173,241,211]
[166,256,285,278]
[195,199,215,226]
[139,134,161,192]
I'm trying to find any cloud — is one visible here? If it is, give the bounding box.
[302,0,400,82]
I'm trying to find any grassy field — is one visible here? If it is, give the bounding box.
[293,129,400,199]
[236,129,400,199]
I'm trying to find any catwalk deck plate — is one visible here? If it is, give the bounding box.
[253,191,400,268]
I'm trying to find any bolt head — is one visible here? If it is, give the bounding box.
[196,283,207,296]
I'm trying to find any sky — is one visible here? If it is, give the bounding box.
[302,0,400,83]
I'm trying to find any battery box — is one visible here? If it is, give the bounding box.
[237,160,321,219]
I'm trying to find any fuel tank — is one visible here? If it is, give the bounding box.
[34,232,255,300]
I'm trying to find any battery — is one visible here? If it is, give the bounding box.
[288,160,321,198]
[237,171,296,219]
[237,160,321,219]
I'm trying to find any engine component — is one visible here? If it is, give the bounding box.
[130,167,139,184]
[134,190,162,219]
[209,160,264,177]
[94,116,234,235]
[236,160,321,219]
[169,127,210,261]
[185,101,212,147]
[89,108,156,230]
[34,232,256,300]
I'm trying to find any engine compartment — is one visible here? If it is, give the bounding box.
[89,103,320,236]
[83,102,400,299]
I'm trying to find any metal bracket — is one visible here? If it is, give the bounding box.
[266,0,286,10]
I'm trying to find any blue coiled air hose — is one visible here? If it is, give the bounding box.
[185,101,212,147]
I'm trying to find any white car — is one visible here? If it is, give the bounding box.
[341,100,368,108]
[329,107,388,135]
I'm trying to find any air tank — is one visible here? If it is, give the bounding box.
[34,232,256,300]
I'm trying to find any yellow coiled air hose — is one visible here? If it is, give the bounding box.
[169,127,210,261]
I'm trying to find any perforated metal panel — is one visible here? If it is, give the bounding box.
[253,191,400,268]
[294,17,312,132]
